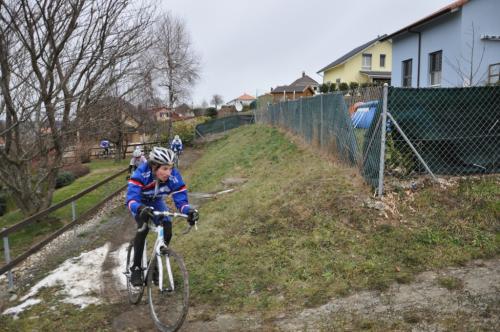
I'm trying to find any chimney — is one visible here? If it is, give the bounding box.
[302,71,305,77]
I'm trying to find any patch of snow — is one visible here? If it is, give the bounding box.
[111,243,129,290]
[3,243,110,317]
[2,298,41,317]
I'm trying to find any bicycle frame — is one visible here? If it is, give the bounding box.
[137,220,170,293]
[141,211,192,292]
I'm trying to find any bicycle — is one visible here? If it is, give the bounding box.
[172,150,180,169]
[124,210,197,332]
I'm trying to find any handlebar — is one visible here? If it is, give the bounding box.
[153,211,188,218]
[137,210,198,234]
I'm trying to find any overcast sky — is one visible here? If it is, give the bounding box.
[162,0,452,106]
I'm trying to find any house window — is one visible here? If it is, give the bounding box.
[488,63,500,84]
[336,78,341,84]
[429,50,442,86]
[380,54,386,68]
[362,53,372,70]
[402,59,412,87]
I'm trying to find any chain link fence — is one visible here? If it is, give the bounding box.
[255,85,500,195]
[385,87,500,177]
[195,113,254,138]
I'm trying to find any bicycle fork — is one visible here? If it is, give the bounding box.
[156,253,175,292]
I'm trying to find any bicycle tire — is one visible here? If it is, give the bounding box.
[147,248,189,332]
[126,242,145,304]
[174,154,179,169]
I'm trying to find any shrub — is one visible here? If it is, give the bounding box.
[55,171,76,189]
[62,163,90,178]
[328,82,337,92]
[169,117,210,146]
[319,83,329,93]
[206,107,217,118]
[338,82,349,91]
[349,82,359,91]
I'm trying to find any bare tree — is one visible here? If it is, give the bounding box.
[445,22,487,86]
[210,94,224,109]
[153,12,201,107]
[0,0,153,215]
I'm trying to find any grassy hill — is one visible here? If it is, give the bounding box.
[176,124,499,318]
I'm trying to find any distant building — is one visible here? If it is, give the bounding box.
[317,36,392,86]
[270,71,319,102]
[150,105,194,122]
[174,103,195,117]
[227,93,256,107]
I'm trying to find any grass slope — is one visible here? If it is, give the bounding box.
[175,124,498,318]
[0,159,128,260]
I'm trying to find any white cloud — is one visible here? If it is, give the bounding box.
[161,0,452,105]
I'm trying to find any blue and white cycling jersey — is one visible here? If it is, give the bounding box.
[125,162,191,218]
[170,139,183,153]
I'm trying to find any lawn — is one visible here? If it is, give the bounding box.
[0,159,128,261]
[173,124,498,318]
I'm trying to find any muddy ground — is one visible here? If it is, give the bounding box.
[1,147,499,331]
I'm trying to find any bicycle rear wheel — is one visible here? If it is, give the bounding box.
[147,248,189,332]
[126,242,145,304]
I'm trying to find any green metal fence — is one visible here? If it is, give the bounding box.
[256,85,500,194]
[256,87,384,184]
[195,114,255,138]
[386,87,500,176]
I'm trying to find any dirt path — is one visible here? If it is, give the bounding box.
[2,146,498,331]
[105,257,500,331]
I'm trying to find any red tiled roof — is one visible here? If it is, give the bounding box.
[237,93,255,101]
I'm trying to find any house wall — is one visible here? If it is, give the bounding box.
[323,64,346,84]
[391,0,500,87]
[392,33,420,87]
[460,0,500,86]
[420,12,461,87]
[323,41,392,84]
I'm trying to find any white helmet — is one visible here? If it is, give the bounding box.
[149,147,175,165]
[132,149,142,158]
[174,135,180,140]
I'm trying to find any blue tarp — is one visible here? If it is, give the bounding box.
[351,100,378,129]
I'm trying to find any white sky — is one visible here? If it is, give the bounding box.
[161,0,452,106]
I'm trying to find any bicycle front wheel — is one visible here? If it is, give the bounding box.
[174,154,179,169]
[147,248,189,332]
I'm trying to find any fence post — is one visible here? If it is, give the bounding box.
[320,94,324,148]
[2,230,14,290]
[299,98,303,136]
[386,112,437,181]
[71,201,77,221]
[378,84,389,197]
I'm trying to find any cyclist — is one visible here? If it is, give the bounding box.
[127,148,147,179]
[99,139,110,156]
[170,135,183,155]
[126,147,199,286]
